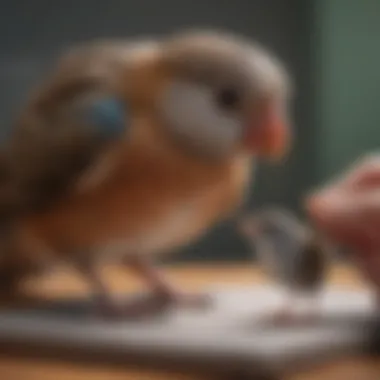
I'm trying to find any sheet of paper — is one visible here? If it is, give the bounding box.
[0,286,377,377]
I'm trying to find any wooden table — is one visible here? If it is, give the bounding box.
[0,264,379,380]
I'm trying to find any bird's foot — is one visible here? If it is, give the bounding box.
[94,291,212,321]
[120,256,213,318]
[93,293,168,320]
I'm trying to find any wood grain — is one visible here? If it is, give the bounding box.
[0,263,379,380]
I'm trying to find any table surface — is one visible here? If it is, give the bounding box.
[0,263,379,380]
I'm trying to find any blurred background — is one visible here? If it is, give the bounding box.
[0,0,378,262]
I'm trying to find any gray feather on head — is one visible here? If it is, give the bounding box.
[157,29,292,161]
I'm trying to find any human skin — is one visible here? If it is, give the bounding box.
[306,155,380,292]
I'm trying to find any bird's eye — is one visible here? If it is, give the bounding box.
[159,81,242,158]
[215,87,241,110]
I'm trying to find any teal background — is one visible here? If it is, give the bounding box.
[314,0,380,182]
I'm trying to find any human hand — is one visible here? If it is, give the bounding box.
[306,154,380,252]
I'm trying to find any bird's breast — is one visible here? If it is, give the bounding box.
[20,153,253,261]
[96,194,213,260]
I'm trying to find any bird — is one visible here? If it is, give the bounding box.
[238,207,330,323]
[0,30,292,319]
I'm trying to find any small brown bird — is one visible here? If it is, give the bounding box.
[0,30,292,318]
[238,208,330,323]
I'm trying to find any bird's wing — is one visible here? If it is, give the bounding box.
[0,41,132,218]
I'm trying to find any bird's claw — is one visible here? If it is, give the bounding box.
[94,293,169,321]
[94,291,213,321]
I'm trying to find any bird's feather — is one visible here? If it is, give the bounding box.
[0,43,131,218]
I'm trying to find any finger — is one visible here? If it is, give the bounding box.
[338,154,380,189]
[306,190,380,250]
[307,155,380,202]
[308,186,380,224]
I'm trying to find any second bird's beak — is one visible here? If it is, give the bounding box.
[243,100,290,160]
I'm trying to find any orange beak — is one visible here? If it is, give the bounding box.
[243,101,290,159]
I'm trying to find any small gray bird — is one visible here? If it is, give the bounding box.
[238,207,330,323]
[0,30,291,319]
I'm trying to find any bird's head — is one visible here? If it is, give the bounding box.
[126,30,292,162]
